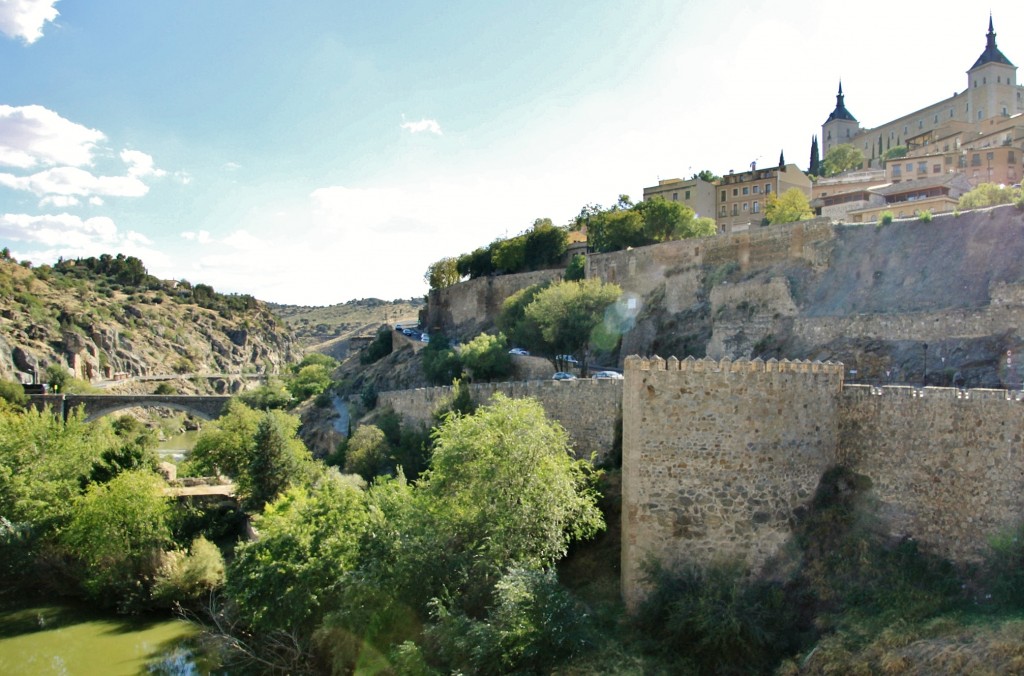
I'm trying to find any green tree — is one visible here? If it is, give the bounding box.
[343,424,392,482]
[822,144,864,176]
[637,197,697,242]
[564,253,586,281]
[492,236,527,273]
[244,411,313,510]
[227,473,369,635]
[498,283,550,352]
[523,279,622,374]
[958,182,1022,209]
[61,469,172,605]
[422,332,463,385]
[238,379,294,410]
[190,399,262,478]
[456,247,495,279]
[765,188,814,225]
[425,256,461,290]
[586,208,649,253]
[883,145,908,162]
[44,363,70,392]
[417,395,604,612]
[0,380,27,410]
[460,332,513,382]
[523,219,568,270]
[692,169,721,182]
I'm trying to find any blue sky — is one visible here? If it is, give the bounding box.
[3,0,1024,305]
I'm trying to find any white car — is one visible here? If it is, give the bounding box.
[591,370,624,379]
[509,348,530,355]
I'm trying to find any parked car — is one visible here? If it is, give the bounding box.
[509,348,530,355]
[552,372,576,381]
[420,333,430,343]
[555,354,579,364]
[591,370,624,379]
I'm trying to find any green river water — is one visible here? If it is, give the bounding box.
[0,601,218,674]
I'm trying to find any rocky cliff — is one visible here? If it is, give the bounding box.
[0,258,294,388]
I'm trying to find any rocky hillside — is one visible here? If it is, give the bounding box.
[271,297,423,357]
[0,255,294,388]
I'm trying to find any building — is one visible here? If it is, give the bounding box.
[846,173,972,223]
[822,17,1024,170]
[641,177,716,222]
[716,160,812,233]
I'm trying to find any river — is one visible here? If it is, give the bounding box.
[0,601,219,674]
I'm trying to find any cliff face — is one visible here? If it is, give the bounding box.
[0,259,294,387]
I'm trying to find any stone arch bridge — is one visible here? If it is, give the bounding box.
[28,394,233,422]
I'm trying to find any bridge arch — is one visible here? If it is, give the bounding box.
[29,394,233,422]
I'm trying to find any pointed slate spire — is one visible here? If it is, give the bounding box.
[971,14,1014,69]
[779,150,785,167]
[826,80,857,123]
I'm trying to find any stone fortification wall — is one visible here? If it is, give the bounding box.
[839,385,1024,564]
[621,355,843,610]
[424,269,562,340]
[707,277,799,359]
[378,378,622,460]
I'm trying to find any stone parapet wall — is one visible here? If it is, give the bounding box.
[378,378,622,460]
[839,384,1024,564]
[792,304,1024,344]
[621,355,843,610]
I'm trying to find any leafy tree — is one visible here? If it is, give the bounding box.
[765,188,814,225]
[425,257,461,290]
[44,363,70,392]
[227,473,369,635]
[422,332,463,385]
[492,236,527,273]
[460,332,513,381]
[287,363,333,401]
[456,247,495,279]
[343,424,392,482]
[958,182,1022,209]
[238,379,294,410]
[61,469,172,605]
[822,144,864,176]
[637,197,697,242]
[417,395,604,612]
[586,208,648,253]
[523,219,568,270]
[190,399,262,478]
[523,279,622,374]
[564,253,586,281]
[497,282,550,352]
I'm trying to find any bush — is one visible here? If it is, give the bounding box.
[459,332,512,382]
[918,210,933,222]
[422,333,463,385]
[361,326,393,364]
[564,254,586,281]
[879,211,894,225]
[153,536,225,607]
[0,380,27,409]
[153,382,176,395]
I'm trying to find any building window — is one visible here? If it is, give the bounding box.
[903,125,908,134]
[1009,151,1016,164]
[918,120,923,129]
[685,190,691,200]
[905,163,913,173]
[733,188,738,196]
[672,192,678,201]
[753,201,760,213]
[720,206,726,216]
[893,165,902,177]
[950,108,954,118]
[979,110,984,120]
[987,152,994,161]
[742,187,749,195]
[732,205,738,216]
[721,190,726,202]
[753,185,760,193]
[945,156,953,165]
[743,203,748,211]
[934,114,938,123]
[765,183,771,193]
[918,162,927,173]
[1003,107,1009,116]
[933,164,941,173]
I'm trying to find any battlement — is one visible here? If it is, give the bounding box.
[625,354,845,376]
[842,383,1024,402]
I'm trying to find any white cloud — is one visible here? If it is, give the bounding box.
[0,0,59,44]
[0,166,151,197]
[39,194,79,207]
[222,161,241,171]
[0,211,168,267]
[400,118,442,135]
[88,196,103,206]
[0,104,104,169]
[122,149,166,178]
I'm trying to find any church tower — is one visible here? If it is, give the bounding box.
[966,16,1020,121]
[821,82,860,155]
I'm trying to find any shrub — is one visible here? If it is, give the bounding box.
[153,382,176,395]
[918,210,933,222]
[361,326,393,364]
[879,211,894,225]
[564,254,586,281]
[153,536,226,607]
[0,380,27,409]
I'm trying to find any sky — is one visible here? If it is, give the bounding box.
[3,0,1024,305]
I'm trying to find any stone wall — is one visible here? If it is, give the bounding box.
[621,355,843,610]
[378,378,622,461]
[839,385,1024,564]
[424,269,563,340]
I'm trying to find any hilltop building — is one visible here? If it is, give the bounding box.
[822,16,1024,174]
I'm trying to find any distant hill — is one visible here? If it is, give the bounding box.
[270,297,424,355]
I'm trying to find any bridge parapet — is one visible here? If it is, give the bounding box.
[27,394,233,421]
